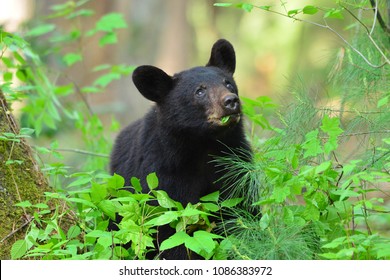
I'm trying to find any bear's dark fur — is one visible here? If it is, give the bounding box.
[110,39,251,259]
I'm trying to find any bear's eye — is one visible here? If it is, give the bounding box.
[224,79,235,93]
[195,86,206,97]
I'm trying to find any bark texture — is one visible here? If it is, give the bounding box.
[0,90,50,259]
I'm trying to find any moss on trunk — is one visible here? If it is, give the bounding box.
[0,91,50,259]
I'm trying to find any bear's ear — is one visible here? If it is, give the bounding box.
[132,65,173,102]
[206,39,236,74]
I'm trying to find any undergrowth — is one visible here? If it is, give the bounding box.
[1,0,389,259]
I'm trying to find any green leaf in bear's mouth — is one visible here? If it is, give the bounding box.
[220,115,231,124]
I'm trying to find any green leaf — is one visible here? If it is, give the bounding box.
[93,72,121,87]
[91,182,107,203]
[303,5,318,15]
[181,207,206,217]
[3,72,13,82]
[185,231,221,258]
[287,9,300,17]
[154,190,177,208]
[220,115,230,124]
[63,52,82,66]
[130,177,142,192]
[68,176,92,187]
[145,211,179,226]
[93,64,111,72]
[33,203,49,209]
[259,212,270,230]
[15,201,32,208]
[302,129,323,158]
[377,96,388,108]
[221,197,243,208]
[202,202,220,212]
[315,161,332,174]
[26,24,56,37]
[236,3,254,13]
[200,191,219,202]
[259,6,272,11]
[160,231,189,250]
[98,200,117,220]
[213,3,233,8]
[96,13,127,32]
[99,32,117,46]
[11,239,28,259]
[272,186,291,203]
[324,8,344,19]
[146,172,159,190]
[320,115,343,154]
[108,173,125,190]
[67,225,81,239]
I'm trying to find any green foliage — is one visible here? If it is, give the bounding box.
[2,0,389,260]
[10,173,235,260]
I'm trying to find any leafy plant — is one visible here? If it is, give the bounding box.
[3,0,390,260]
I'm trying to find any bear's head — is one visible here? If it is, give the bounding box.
[132,39,242,136]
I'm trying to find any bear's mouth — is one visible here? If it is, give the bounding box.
[209,113,241,126]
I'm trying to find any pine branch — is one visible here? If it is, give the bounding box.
[369,0,390,34]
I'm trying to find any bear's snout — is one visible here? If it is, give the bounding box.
[223,94,240,112]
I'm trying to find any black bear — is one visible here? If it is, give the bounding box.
[110,39,251,259]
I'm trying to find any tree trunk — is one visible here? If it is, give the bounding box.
[0,90,50,259]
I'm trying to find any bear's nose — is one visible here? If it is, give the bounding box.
[223,94,240,111]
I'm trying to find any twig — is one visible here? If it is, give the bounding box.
[342,5,390,67]
[369,0,390,34]
[0,216,33,243]
[251,4,390,68]
[51,148,109,158]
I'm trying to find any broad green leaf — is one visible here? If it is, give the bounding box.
[303,5,318,15]
[63,52,82,66]
[377,96,388,108]
[160,231,189,250]
[154,190,177,208]
[15,201,32,208]
[302,129,323,158]
[146,172,159,190]
[93,72,121,87]
[91,182,107,203]
[184,231,222,258]
[130,177,142,192]
[324,8,344,19]
[272,186,290,203]
[98,200,117,220]
[107,173,125,190]
[200,191,219,202]
[67,197,96,208]
[26,24,56,37]
[145,211,179,226]
[99,32,117,46]
[259,212,270,230]
[287,9,300,17]
[11,239,28,259]
[315,161,332,174]
[221,197,243,208]
[236,3,254,13]
[33,203,49,209]
[67,225,81,239]
[3,72,12,82]
[202,203,220,212]
[96,13,127,32]
[68,176,92,187]
[181,207,206,217]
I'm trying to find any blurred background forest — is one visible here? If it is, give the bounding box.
[1,0,338,140]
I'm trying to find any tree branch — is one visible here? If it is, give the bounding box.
[369,0,390,34]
